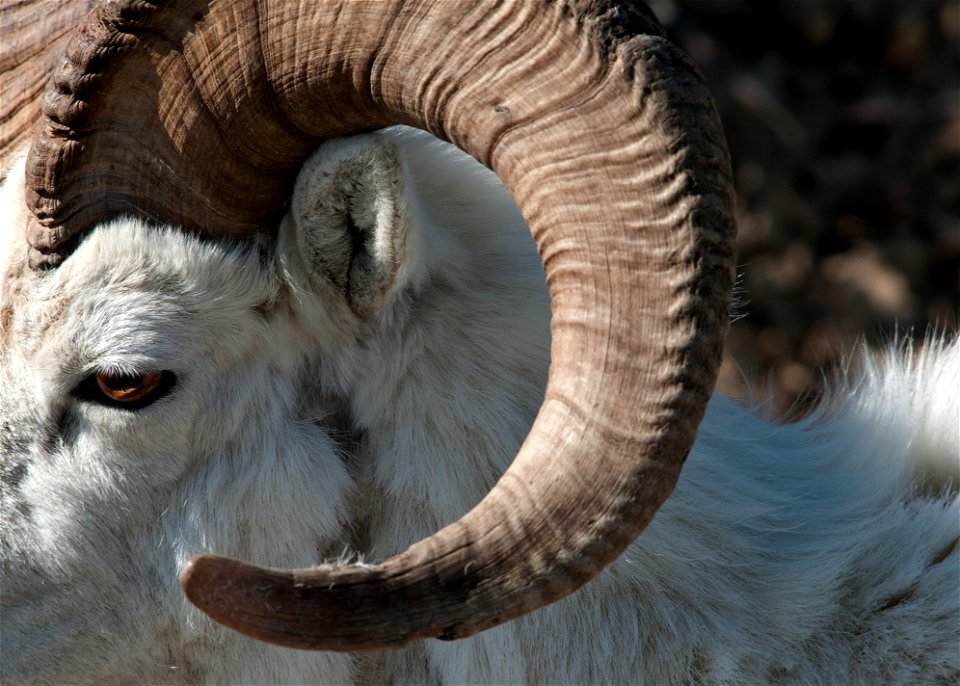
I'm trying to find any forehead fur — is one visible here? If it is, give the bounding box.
[4,219,279,370]
[53,219,276,303]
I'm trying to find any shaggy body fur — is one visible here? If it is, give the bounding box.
[1,129,957,684]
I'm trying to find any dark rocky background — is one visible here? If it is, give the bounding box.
[651,0,959,416]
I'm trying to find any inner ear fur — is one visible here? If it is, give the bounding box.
[284,133,415,319]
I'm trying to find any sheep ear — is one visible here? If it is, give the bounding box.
[283,134,414,318]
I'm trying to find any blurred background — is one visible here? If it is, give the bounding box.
[650,0,959,416]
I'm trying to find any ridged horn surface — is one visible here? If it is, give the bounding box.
[0,1,96,179]
[24,0,736,650]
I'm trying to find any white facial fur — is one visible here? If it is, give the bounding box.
[1,128,957,684]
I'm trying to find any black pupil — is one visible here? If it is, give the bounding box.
[106,374,144,391]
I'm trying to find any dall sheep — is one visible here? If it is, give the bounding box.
[1,1,958,684]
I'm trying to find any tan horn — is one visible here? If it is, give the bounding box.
[25,0,735,650]
[0,1,96,180]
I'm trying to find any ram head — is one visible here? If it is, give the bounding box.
[0,0,736,681]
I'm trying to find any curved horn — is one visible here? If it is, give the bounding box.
[0,1,95,179]
[25,0,735,650]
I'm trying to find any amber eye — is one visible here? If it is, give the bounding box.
[96,371,164,403]
[76,370,176,410]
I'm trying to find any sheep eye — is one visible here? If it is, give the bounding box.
[77,371,176,410]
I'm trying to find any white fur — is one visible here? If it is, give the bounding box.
[1,128,957,684]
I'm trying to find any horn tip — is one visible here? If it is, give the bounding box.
[179,553,244,615]
[180,554,309,648]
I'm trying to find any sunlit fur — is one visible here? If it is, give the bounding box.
[1,128,957,684]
